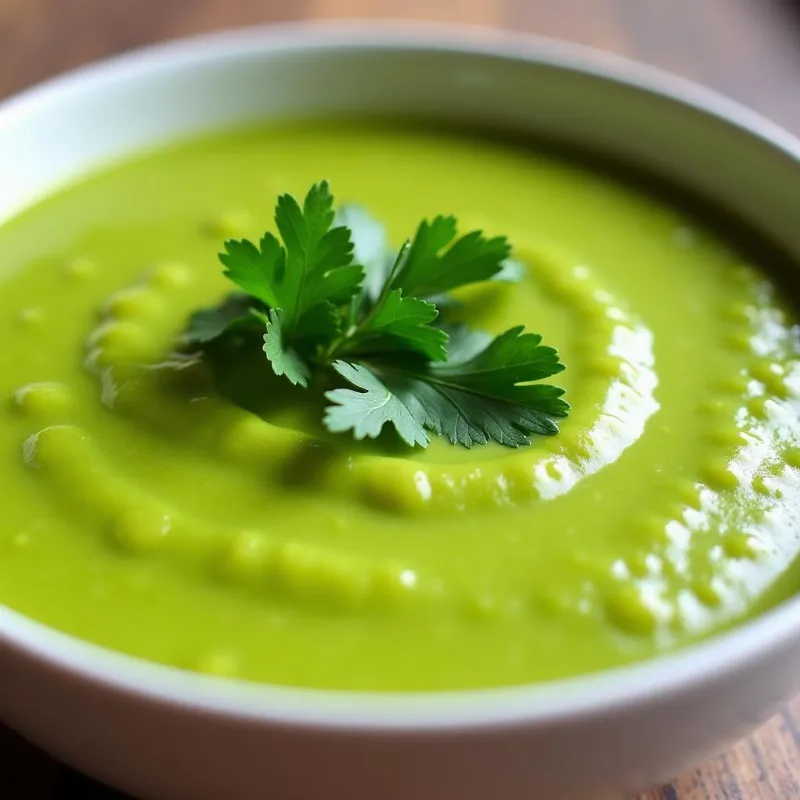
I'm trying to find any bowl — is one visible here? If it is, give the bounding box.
[2,21,800,800]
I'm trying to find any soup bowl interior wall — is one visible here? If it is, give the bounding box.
[2,22,800,800]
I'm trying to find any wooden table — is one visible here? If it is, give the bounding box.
[2,0,800,797]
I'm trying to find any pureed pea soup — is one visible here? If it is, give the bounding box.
[1,121,799,690]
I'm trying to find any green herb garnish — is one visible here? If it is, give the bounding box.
[185,181,569,448]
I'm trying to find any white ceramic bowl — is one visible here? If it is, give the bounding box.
[2,22,800,800]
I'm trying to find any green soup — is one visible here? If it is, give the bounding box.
[1,121,799,690]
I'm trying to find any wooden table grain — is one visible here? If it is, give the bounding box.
[2,0,800,798]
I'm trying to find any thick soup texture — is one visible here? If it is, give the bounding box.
[1,122,799,690]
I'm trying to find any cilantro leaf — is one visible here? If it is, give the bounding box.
[184,293,264,345]
[324,361,429,447]
[256,308,311,387]
[394,216,511,298]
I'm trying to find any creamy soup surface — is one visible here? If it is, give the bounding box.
[1,121,799,690]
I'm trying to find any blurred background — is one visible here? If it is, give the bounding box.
[2,0,800,133]
[2,1,800,798]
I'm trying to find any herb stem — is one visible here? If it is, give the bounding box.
[326,240,411,362]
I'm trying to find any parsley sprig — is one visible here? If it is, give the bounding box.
[185,181,569,448]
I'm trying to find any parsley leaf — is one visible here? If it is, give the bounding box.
[394,215,511,298]
[336,240,449,361]
[219,235,284,308]
[336,205,522,312]
[493,258,527,284]
[221,182,363,337]
[184,292,264,345]
[343,290,448,361]
[184,181,569,449]
[325,325,568,448]
[255,308,311,388]
[432,325,567,399]
[441,324,493,364]
[334,203,392,303]
[324,361,429,447]
[274,182,364,332]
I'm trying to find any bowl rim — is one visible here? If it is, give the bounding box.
[2,19,800,731]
